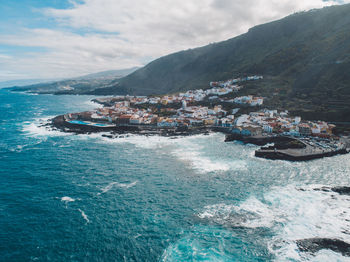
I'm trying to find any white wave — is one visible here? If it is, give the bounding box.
[309,249,349,262]
[60,131,246,174]
[95,133,177,149]
[118,181,138,188]
[78,209,90,223]
[8,144,25,152]
[96,133,247,174]
[172,143,247,173]
[98,181,138,195]
[7,139,45,153]
[266,185,350,261]
[22,117,70,137]
[198,185,350,261]
[22,92,39,96]
[198,197,278,228]
[99,182,119,194]
[161,226,235,262]
[61,196,75,203]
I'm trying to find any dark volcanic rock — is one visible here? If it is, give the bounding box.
[50,115,212,137]
[297,238,350,257]
[331,187,350,196]
[224,133,294,146]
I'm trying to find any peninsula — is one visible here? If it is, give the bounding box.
[50,76,350,162]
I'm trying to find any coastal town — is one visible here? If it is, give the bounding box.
[51,75,350,161]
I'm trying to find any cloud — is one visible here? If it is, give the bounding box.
[0,54,12,59]
[0,0,348,80]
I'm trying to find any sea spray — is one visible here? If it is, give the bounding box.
[98,181,138,195]
[78,209,90,223]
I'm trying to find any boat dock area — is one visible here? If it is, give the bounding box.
[255,138,348,161]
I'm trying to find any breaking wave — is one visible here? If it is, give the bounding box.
[61,196,75,203]
[21,118,249,175]
[95,133,248,174]
[22,117,69,137]
[197,185,350,261]
[161,226,239,262]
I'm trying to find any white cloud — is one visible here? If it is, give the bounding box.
[0,0,347,80]
[0,54,12,59]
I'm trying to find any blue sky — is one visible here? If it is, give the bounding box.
[0,0,347,81]
[0,1,70,31]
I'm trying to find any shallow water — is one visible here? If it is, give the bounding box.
[1,89,350,261]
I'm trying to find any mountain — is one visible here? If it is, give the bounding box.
[0,79,59,89]
[92,4,350,121]
[73,68,139,80]
[9,67,139,95]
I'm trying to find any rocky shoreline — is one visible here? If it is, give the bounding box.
[50,115,349,162]
[297,238,350,257]
[50,115,211,137]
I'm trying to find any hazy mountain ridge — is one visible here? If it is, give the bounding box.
[9,67,139,94]
[0,79,59,89]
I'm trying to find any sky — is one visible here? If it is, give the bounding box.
[0,0,348,81]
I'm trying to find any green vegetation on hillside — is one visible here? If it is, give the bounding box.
[94,4,350,121]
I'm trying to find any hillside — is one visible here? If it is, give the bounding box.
[93,4,350,121]
[0,79,60,89]
[9,67,138,95]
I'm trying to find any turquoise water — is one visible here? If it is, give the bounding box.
[68,120,92,125]
[1,89,350,261]
[68,120,110,127]
[68,120,108,127]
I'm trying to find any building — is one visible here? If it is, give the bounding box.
[298,124,312,136]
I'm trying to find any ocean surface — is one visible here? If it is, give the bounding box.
[1,89,350,261]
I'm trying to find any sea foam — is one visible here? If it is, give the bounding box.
[61,196,75,203]
[78,209,90,223]
[198,184,350,261]
[98,181,138,195]
[95,133,247,174]
[22,117,69,137]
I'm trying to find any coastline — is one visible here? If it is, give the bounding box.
[50,114,211,137]
[50,114,350,162]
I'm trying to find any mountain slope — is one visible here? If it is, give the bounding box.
[95,4,350,121]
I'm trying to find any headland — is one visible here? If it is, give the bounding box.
[50,75,350,161]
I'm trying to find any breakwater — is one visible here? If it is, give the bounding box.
[225,133,349,161]
[255,147,348,161]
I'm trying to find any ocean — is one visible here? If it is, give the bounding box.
[1,89,350,261]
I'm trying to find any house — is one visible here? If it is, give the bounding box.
[91,113,108,122]
[241,126,262,136]
[263,125,273,133]
[234,114,249,126]
[298,124,312,136]
[116,115,132,124]
[130,115,141,125]
[189,119,203,126]
[203,118,215,126]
